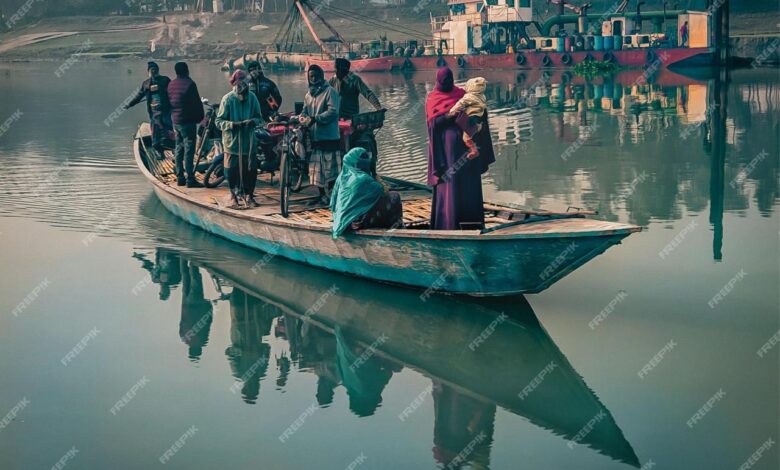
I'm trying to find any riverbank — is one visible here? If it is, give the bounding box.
[0,9,438,61]
[0,10,777,64]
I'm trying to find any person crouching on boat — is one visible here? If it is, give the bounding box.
[125,61,173,155]
[330,147,403,238]
[299,64,341,204]
[168,62,205,188]
[215,70,264,209]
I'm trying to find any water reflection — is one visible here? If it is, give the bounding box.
[225,290,273,404]
[358,70,779,257]
[0,63,775,259]
[135,195,641,468]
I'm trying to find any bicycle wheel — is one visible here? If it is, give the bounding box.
[279,148,291,217]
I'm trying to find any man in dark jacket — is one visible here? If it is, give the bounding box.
[167,62,205,187]
[125,61,173,153]
[246,60,282,121]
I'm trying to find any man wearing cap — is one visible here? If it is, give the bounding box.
[246,60,283,121]
[328,58,382,119]
[167,62,205,187]
[125,61,173,153]
[215,70,264,208]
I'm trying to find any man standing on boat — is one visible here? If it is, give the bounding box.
[168,62,205,188]
[215,70,264,209]
[329,58,383,173]
[328,58,382,120]
[300,64,341,204]
[246,60,283,122]
[679,21,689,47]
[125,62,173,154]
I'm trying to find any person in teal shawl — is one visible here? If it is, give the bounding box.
[330,147,403,238]
[334,326,400,417]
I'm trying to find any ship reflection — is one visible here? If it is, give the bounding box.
[135,197,642,468]
[372,68,776,248]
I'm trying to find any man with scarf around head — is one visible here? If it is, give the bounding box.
[167,62,205,187]
[246,61,283,122]
[300,65,341,203]
[215,70,264,208]
[328,58,382,120]
[125,61,173,153]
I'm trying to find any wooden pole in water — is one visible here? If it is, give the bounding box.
[708,59,728,261]
[721,0,730,65]
[712,0,730,67]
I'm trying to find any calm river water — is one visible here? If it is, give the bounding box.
[0,61,778,470]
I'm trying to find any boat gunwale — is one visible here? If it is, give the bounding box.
[133,128,640,241]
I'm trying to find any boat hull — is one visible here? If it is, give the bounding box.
[237,47,713,72]
[398,47,714,71]
[152,185,631,295]
[305,56,395,72]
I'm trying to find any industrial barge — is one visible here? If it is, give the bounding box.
[226,0,721,72]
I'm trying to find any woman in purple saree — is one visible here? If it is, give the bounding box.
[426,67,495,230]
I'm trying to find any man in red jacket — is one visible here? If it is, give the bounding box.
[168,62,205,187]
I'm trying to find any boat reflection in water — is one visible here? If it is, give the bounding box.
[135,196,641,468]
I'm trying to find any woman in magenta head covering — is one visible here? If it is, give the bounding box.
[426,67,495,230]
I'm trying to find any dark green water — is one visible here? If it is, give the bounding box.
[0,61,777,470]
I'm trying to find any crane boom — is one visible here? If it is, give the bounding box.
[294,0,333,58]
[302,0,346,44]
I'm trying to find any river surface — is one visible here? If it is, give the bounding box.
[0,61,778,470]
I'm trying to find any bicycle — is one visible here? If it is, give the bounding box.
[272,116,307,217]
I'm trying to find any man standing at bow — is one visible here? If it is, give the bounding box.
[125,61,173,154]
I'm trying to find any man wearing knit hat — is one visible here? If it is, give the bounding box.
[215,69,264,208]
[125,62,173,154]
[246,60,283,121]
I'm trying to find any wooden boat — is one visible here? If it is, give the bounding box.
[135,198,641,467]
[133,123,639,296]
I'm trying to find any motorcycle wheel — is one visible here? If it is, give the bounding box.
[204,161,225,188]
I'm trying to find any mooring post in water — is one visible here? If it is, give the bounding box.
[708,63,729,261]
[711,0,731,66]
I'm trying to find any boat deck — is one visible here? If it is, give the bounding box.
[147,146,436,226]
[141,134,639,238]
